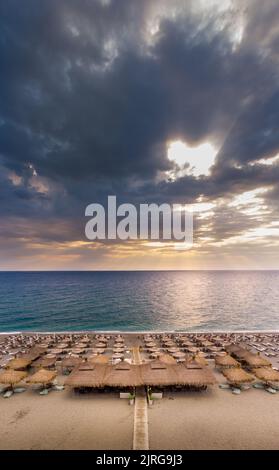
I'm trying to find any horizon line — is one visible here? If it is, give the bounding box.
[0,268,279,273]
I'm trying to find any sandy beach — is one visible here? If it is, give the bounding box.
[1,380,279,450]
[0,388,134,450]
[149,386,279,450]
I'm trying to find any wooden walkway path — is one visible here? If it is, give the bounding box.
[132,347,149,450]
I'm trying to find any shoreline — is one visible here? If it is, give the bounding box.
[1,329,279,335]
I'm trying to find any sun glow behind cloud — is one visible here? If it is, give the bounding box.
[167,140,217,177]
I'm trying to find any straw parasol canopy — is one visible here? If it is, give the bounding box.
[95,342,107,348]
[27,368,57,385]
[88,355,109,364]
[6,357,32,370]
[167,347,179,353]
[91,347,105,354]
[187,347,200,354]
[71,348,85,354]
[181,341,195,348]
[242,354,271,368]
[193,354,208,367]
[201,340,214,348]
[215,354,240,368]
[150,352,161,359]
[112,353,124,359]
[172,351,186,359]
[32,357,56,369]
[226,344,241,355]
[253,368,279,382]
[159,353,177,364]
[49,348,62,355]
[222,368,254,385]
[61,357,82,369]
[0,369,27,386]
[145,342,157,348]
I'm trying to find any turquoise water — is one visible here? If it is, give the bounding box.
[0,271,278,332]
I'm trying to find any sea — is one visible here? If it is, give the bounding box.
[0,271,278,332]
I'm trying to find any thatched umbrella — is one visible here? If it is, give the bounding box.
[75,343,88,349]
[0,370,27,389]
[201,340,214,348]
[187,347,200,354]
[112,353,124,359]
[150,352,161,359]
[91,347,105,354]
[215,354,240,368]
[57,343,69,349]
[49,348,62,355]
[172,351,186,359]
[167,347,179,353]
[253,368,279,383]
[95,342,107,348]
[181,341,195,348]
[222,368,254,385]
[71,348,85,354]
[32,357,56,369]
[61,357,82,369]
[114,339,124,345]
[242,354,271,368]
[6,357,32,370]
[27,369,57,386]
[159,353,176,364]
[226,344,241,355]
[145,342,156,348]
[88,355,109,364]
[79,338,91,344]
[193,355,208,367]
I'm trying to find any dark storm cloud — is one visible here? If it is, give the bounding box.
[0,0,279,259]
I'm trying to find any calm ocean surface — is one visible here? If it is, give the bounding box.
[0,271,278,332]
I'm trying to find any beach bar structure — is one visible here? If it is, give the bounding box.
[140,361,216,389]
[65,360,216,391]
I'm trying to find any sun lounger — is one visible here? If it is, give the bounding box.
[266,387,277,394]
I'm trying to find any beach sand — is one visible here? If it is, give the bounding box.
[0,387,134,450]
[1,382,279,450]
[149,386,279,450]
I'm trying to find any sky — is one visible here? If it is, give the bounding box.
[0,0,279,270]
